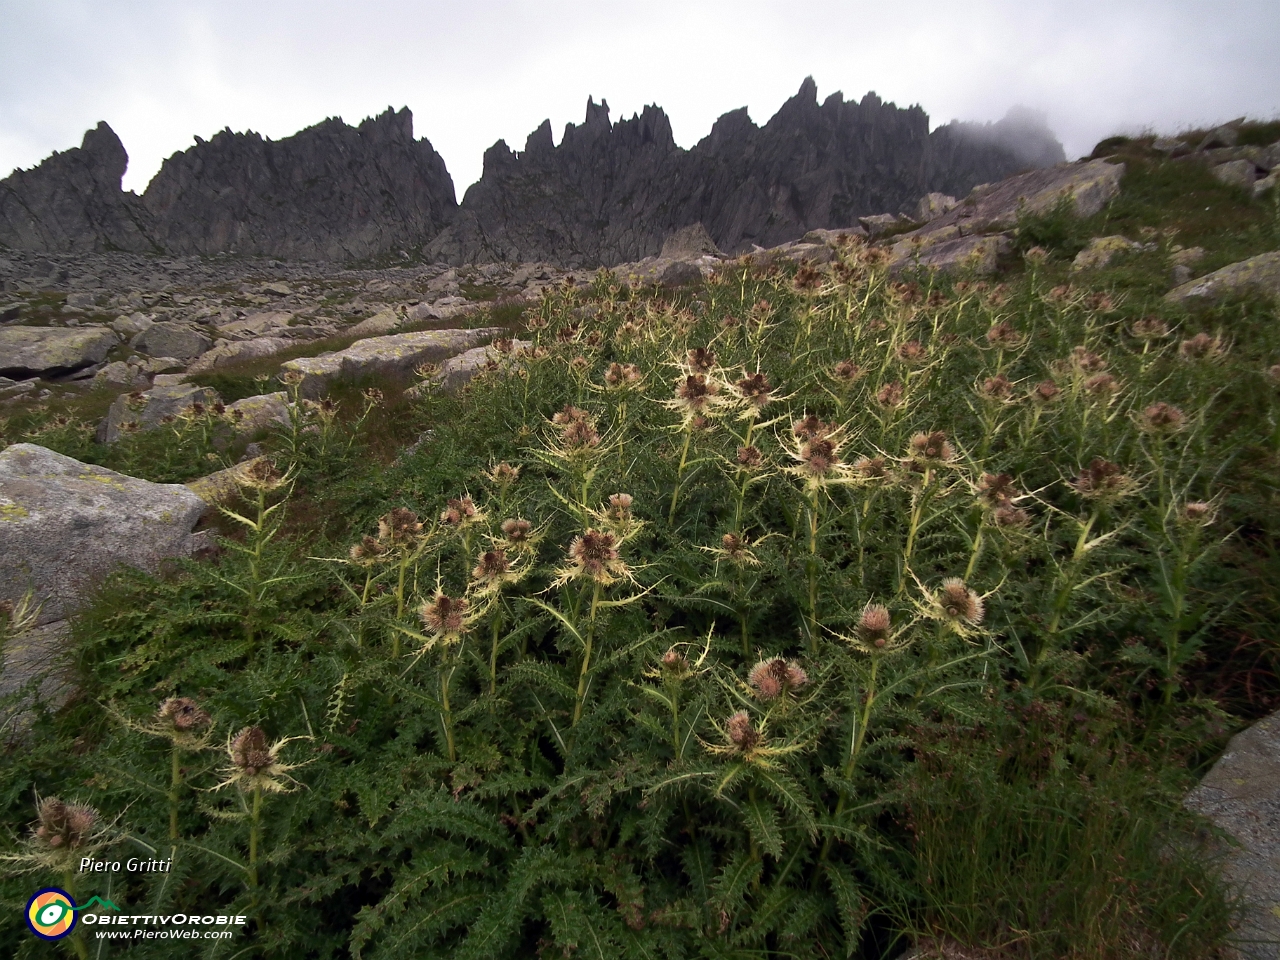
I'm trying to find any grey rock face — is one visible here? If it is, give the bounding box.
[1212,159,1259,189]
[904,159,1125,247]
[0,443,208,627]
[1165,251,1280,304]
[428,80,1064,267]
[0,325,118,377]
[659,223,724,260]
[424,340,532,396]
[97,382,221,443]
[889,234,1010,276]
[1185,712,1280,959]
[280,327,501,399]
[185,336,294,373]
[130,320,212,360]
[141,107,457,261]
[0,123,156,254]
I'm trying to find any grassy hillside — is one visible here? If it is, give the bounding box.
[2,135,1279,959]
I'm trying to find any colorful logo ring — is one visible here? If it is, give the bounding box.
[26,887,78,940]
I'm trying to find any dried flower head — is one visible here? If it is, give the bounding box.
[977,472,1019,507]
[349,534,388,565]
[603,362,644,390]
[1072,458,1135,502]
[685,347,717,374]
[726,711,759,751]
[936,578,983,624]
[239,458,289,492]
[792,414,832,441]
[419,591,472,646]
[33,797,99,851]
[216,726,309,793]
[1131,317,1170,340]
[1267,364,1280,383]
[1070,346,1107,374]
[855,604,893,647]
[980,374,1015,401]
[908,431,955,465]
[1083,373,1120,398]
[736,445,764,469]
[896,340,927,364]
[1179,501,1215,526]
[747,658,809,701]
[1024,246,1049,264]
[1139,402,1186,434]
[673,374,721,417]
[1032,380,1061,404]
[985,321,1025,349]
[554,528,633,586]
[853,456,888,481]
[379,507,425,545]
[1179,332,1225,360]
[832,360,864,383]
[157,696,211,733]
[876,381,905,409]
[993,505,1031,528]
[485,462,521,487]
[659,648,693,683]
[735,371,774,409]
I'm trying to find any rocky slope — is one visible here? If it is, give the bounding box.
[0,82,1062,267]
[427,79,1065,266]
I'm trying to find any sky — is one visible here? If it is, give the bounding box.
[1,0,1278,199]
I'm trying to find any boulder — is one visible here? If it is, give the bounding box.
[1165,251,1280,304]
[889,233,1010,276]
[185,336,294,373]
[906,159,1125,247]
[800,227,867,245]
[0,325,118,378]
[111,312,155,337]
[0,443,208,627]
[414,339,533,396]
[916,193,957,222]
[186,456,272,506]
[1169,245,1207,285]
[1152,136,1190,155]
[858,213,905,238]
[659,261,705,287]
[1254,170,1279,199]
[1071,235,1152,271]
[1212,159,1258,189]
[130,320,212,360]
[224,392,291,434]
[93,355,186,388]
[97,381,221,443]
[1197,121,1243,150]
[1185,711,1280,959]
[214,310,293,340]
[349,306,407,337]
[1259,142,1280,172]
[279,327,502,400]
[659,223,724,260]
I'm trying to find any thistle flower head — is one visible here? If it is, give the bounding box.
[216,726,309,794]
[498,517,538,555]
[735,371,774,409]
[672,374,721,418]
[1069,346,1107,374]
[980,374,1015,401]
[993,505,1031,528]
[157,696,212,733]
[1131,317,1170,340]
[1179,333,1224,360]
[1139,402,1185,434]
[703,531,762,567]
[419,591,472,646]
[853,456,889,482]
[33,798,99,851]
[725,711,759,752]
[685,347,717,374]
[876,381,905,409]
[985,321,1024,348]
[1179,501,1215,526]
[832,360,864,383]
[440,496,482,529]
[379,507,425,545]
[977,472,1019,507]
[349,534,388,565]
[1071,458,1136,503]
[659,648,693,683]
[747,658,808,701]
[239,458,289,492]
[484,461,521,488]
[554,528,633,586]
[908,430,956,465]
[736,445,764,469]
[896,340,927,364]
[936,578,984,625]
[1032,380,1061,404]
[603,362,644,390]
[471,548,524,596]
[1083,373,1120,398]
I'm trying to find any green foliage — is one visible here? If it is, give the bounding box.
[6,171,1280,957]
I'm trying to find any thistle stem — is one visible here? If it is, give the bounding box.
[248,782,262,891]
[441,661,457,761]
[169,745,181,842]
[806,487,822,655]
[572,582,604,727]
[669,429,693,525]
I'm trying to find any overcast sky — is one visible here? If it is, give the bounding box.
[2,1,1277,199]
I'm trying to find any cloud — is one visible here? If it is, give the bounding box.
[1,0,1277,194]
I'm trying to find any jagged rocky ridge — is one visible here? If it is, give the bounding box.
[0,79,1064,267]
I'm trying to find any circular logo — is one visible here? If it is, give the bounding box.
[26,888,77,940]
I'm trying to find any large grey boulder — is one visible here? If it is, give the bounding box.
[97,381,221,443]
[1212,159,1258,189]
[1165,251,1280,304]
[280,327,501,399]
[93,355,185,388]
[421,339,532,396]
[185,336,294,373]
[130,320,213,360]
[0,325,118,378]
[1185,711,1280,959]
[224,392,291,434]
[889,233,1010,276]
[213,310,294,340]
[916,192,957,222]
[904,159,1125,248]
[659,223,723,260]
[0,443,208,627]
